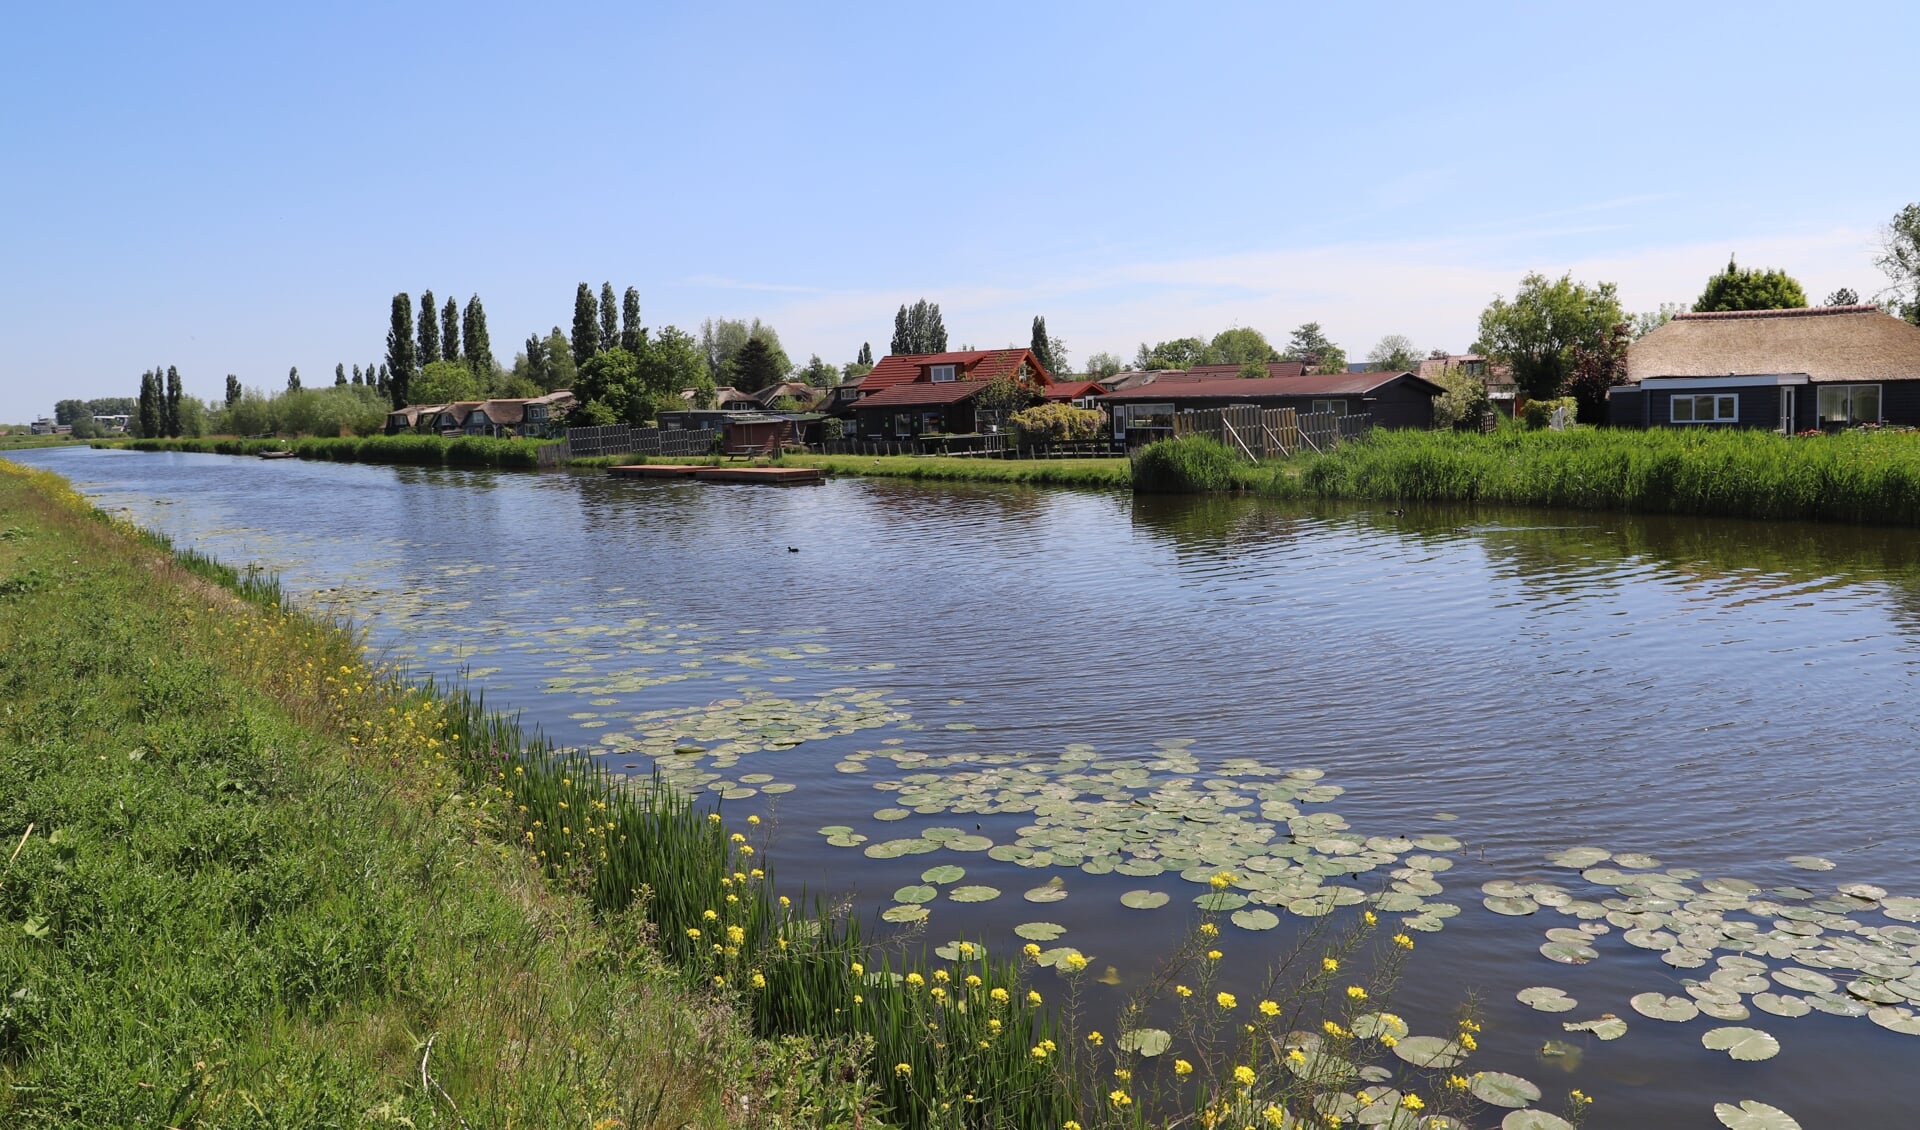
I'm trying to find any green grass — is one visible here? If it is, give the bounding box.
[108,434,555,468]
[0,436,82,451]
[790,454,1130,488]
[1135,428,1920,525]
[0,462,879,1129]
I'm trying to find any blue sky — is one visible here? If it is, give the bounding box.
[4,1,1916,420]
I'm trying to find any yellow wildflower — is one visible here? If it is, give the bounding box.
[1031,1044,1049,1060]
[1323,1020,1347,1038]
[1459,1032,1477,1051]
[1233,1064,1255,1087]
[852,962,865,977]
[894,1063,911,1078]
[1064,953,1089,973]
[1445,1075,1469,1091]
[1028,989,1043,1005]
[747,814,760,824]
[1206,949,1223,961]
[1199,922,1219,937]
[1347,985,1367,1001]
[905,972,925,988]
[1363,910,1377,926]
[1217,991,1237,1010]
[966,974,982,988]
[1401,1094,1424,1111]
[686,928,701,940]
[1176,984,1193,997]
[1571,1090,1592,1106]
[1023,943,1042,959]
[1210,872,1235,890]
[1322,957,1339,972]
[1392,933,1414,950]
[751,972,766,989]
[930,987,947,1003]
[1108,1090,1132,1109]
[1174,1059,1194,1076]
[702,908,718,921]
[708,813,722,823]
[1263,1106,1287,1127]
[1286,1048,1306,1065]
[1113,1068,1131,1082]
[1259,999,1280,1017]
[1380,1034,1398,1048]
[991,987,1010,1004]
[727,925,745,945]
[1086,1031,1104,1046]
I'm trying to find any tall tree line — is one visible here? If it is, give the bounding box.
[891,299,947,355]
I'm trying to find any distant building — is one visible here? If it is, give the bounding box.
[849,348,1054,439]
[1611,305,1920,431]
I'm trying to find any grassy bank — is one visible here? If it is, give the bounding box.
[790,453,1130,488]
[110,433,553,468]
[0,462,875,1128]
[1136,428,1920,525]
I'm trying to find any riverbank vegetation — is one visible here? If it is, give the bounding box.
[0,461,1580,1128]
[111,433,552,468]
[1134,428,1920,525]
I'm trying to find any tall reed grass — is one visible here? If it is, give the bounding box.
[1134,428,1920,526]
[113,434,552,468]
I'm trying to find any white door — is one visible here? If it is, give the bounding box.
[1779,387,1795,434]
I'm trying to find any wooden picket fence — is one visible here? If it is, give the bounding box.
[1171,407,1370,460]
[537,424,722,466]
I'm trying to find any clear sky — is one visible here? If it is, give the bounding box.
[4,1,1916,420]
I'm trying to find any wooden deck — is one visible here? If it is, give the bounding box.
[608,464,824,486]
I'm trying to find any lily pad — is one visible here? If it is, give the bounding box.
[1393,1035,1468,1068]
[1351,1013,1410,1041]
[1231,908,1281,931]
[1630,992,1700,1022]
[1539,941,1598,965]
[1117,1027,1172,1057]
[947,885,1000,903]
[1771,968,1835,993]
[1868,1006,1920,1034]
[921,864,966,884]
[1195,891,1248,911]
[1548,847,1610,869]
[1517,987,1577,1013]
[1702,1027,1780,1062]
[933,939,986,961]
[1024,881,1069,903]
[1785,856,1835,872]
[1503,1114,1575,1130]
[1015,921,1066,942]
[1713,1100,1802,1130]
[881,904,929,924]
[1751,993,1811,1018]
[1485,896,1539,916]
[1562,1015,1627,1040]
[1469,1071,1541,1108]
[893,885,937,904]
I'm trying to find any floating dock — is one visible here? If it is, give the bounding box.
[609,464,824,486]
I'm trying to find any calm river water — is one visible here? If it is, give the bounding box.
[15,445,1920,1125]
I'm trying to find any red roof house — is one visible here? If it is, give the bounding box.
[1096,371,1442,430]
[852,348,1054,439]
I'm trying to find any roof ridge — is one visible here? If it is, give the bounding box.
[1673,305,1881,321]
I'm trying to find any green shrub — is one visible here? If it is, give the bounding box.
[1521,396,1578,430]
[1131,436,1244,493]
[1009,402,1103,444]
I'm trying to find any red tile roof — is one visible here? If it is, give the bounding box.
[856,348,1051,393]
[1096,372,1433,401]
[853,381,996,409]
[1041,380,1109,400]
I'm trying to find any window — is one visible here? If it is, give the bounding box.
[1670,393,1737,423]
[1818,384,1881,427]
[929,364,956,383]
[894,413,913,437]
[1311,399,1349,414]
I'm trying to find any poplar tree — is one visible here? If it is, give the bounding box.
[890,299,948,354]
[525,332,549,389]
[571,283,600,367]
[225,374,242,408]
[858,342,872,366]
[462,294,493,379]
[351,364,363,386]
[442,297,460,362]
[334,363,347,387]
[164,366,183,437]
[620,286,643,354]
[1029,316,1057,375]
[137,371,160,438]
[386,293,417,406]
[418,290,440,362]
[599,282,618,353]
[377,365,390,400]
[287,366,301,393]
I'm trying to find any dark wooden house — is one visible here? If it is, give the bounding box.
[850,348,1054,439]
[1613,306,1920,431]
[1093,371,1442,436]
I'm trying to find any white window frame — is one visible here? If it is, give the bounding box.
[929,364,956,383]
[1817,383,1882,426]
[1311,399,1348,414]
[1670,393,1737,423]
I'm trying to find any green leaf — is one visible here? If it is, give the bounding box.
[1121,890,1169,910]
[1701,1027,1780,1061]
[920,864,966,884]
[947,885,1000,903]
[1469,1071,1540,1108]
[1713,1100,1803,1130]
[1503,1113,1576,1130]
[1014,921,1066,942]
[1117,1028,1172,1057]
[1393,1035,1467,1068]
[1629,992,1699,1022]
[1517,987,1576,1013]
[1230,908,1280,931]
[892,885,936,904]
[1562,1015,1628,1040]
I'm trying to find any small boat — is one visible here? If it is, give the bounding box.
[258,449,298,460]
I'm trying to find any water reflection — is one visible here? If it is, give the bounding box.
[13,445,1920,1126]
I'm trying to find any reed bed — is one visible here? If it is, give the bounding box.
[112,433,553,468]
[1135,428,1920,526]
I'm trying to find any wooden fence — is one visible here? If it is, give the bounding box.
[538,425,722,467]
[1171,407,1370,460]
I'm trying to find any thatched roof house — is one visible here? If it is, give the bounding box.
[1614,306,1920,430]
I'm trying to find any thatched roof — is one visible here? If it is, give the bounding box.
[1627,306,1920,384]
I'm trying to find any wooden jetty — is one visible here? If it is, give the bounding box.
[608,464,823,486]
